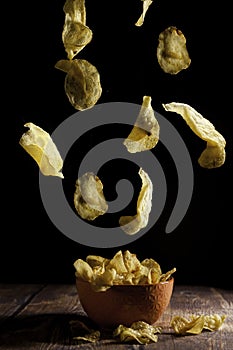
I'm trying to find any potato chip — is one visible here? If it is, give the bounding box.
[62,0,93,59]
[55,59,102,111]
[160,267,177,282]
[73,172,108,221]
[171,314,226,335]
[70,319,100,343]
[113,321,161,344]
[63,0,86,24]
[123,96,160,153]
[73,331,100,344]
[132,265,151,285]
[119,167,153,235]
[86,255,110,269]
[141,258,161,273]
[140,258,162,284]
[202,314,226,331]
[171,315,205,335]
[74,250,176,291]
[162,102,226,168]
[74,258,93,282]
[135,0,153,27]
[92,268,117,292]
[112,250,142,285]
[19,122,64,178]
[108,250,128,274]
[123,250,141,273]
[131,320,162,334]
[157,26,191,74]
[62,21,93,60]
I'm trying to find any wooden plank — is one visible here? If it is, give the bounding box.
[0,284,44,322]
[20,284,82,315]
[0,284,232,349]
[0,284,88,349]
[170,285,233,315]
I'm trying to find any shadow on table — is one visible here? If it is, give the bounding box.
[0,313,106,347]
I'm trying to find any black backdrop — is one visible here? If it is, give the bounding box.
[9,1,232,288]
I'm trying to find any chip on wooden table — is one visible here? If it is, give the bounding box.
[171,314,226,335]
[113,321,161,344]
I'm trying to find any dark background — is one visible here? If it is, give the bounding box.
[9,1,232,288]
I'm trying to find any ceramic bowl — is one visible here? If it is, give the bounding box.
[75,277,174,329]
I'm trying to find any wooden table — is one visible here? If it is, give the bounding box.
[0,284,232,349]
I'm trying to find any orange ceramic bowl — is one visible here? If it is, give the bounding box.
[76,277,174,329]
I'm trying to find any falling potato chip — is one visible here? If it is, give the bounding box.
[62,0,93,60]
[171,314,226,335]
[63,0,87,24]
[74,172,108,221]
[157,26,191,74]
[135,0,153,27]
[55,59,102,111]
[123,96,160,153]
[113,321,161,344]
[162,102,226,168]
[74,250,176,291]
[119,167,153,235]
[62,21,93,60]
[19,122,64,178]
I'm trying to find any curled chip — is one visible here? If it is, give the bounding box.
[62,0,93,60]
[157,26,191,74]
[162,102,226,168]
[74,250,176,291]
[119,167,153,235]
[19,122,64,178]
[113,321,161,344]
[123,96,160,153]
[171,314,226,335]
[63,0,86,25]
[55,59,102,111]
[74,172,108,221]
[62,21,93,60]
[70,319,100,343]
[138,258,162,284]
[135,0,153,27]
